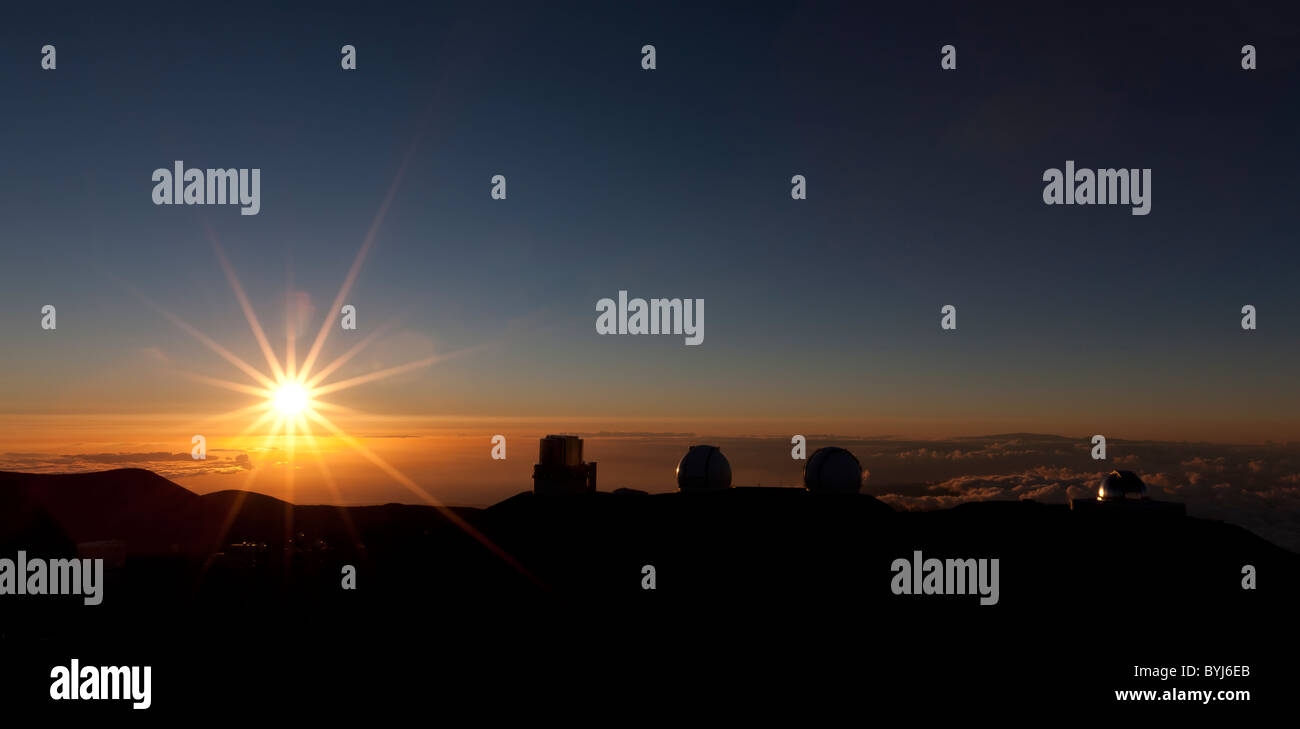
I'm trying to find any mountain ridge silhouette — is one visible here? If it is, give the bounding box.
[2,466,1296,715]
[2,466,1296,558]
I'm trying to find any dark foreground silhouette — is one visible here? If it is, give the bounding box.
[1,469,1295,717]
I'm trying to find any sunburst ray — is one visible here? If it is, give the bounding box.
[131,287,277,390]
[298,147,415,381]
[184,373,273,399]
[303,318,397,389]
[303,407,540,585]
[207,227,287,384]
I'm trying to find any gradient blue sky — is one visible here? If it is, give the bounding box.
[1,1,1298,449]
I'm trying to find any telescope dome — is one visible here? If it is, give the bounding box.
[1097,470,1147,501]
[803,447,863,494]
[676,445,732,492]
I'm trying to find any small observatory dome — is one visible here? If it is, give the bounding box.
[803,447,863,494]
[1097,470,1147,501]
[676,445,732,492]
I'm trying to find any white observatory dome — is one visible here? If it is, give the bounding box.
[676,445,732,492]
[803,447,863,494]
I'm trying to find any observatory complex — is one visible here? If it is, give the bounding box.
[533,441,871,494]
[529,441,1189,521]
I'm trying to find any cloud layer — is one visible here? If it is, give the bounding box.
[856,434,1300,553]
[0,450,253,479]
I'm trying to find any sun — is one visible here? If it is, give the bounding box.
[271,381,311,416]
[137,183,537,582]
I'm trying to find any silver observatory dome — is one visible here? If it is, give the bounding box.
[1097,470,1148,501]
[803,447,864,494]
[675,445,732,492]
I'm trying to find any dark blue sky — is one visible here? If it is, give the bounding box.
[1,1,1298,440]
